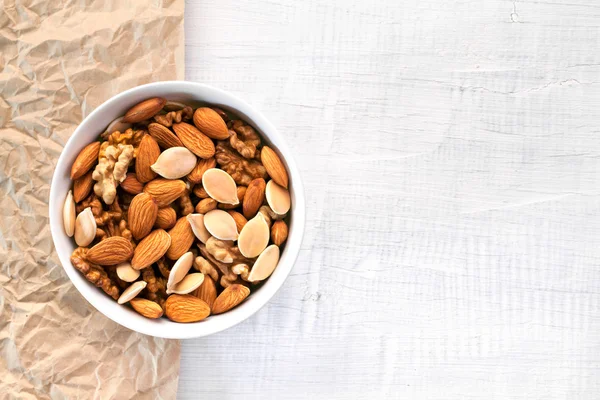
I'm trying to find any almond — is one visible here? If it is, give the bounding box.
[164,101,188,111]
[195,198,217,214]
[218,203,238,210]
[237,186,247,203]
[261,146,288,189]
[271,220,288,246]
[166,217,195,260]
[211,107,229,122]
[193,185,209,198]
[148,123,184,149]
[122,97,166,123]
[227,210,248,232]
[63,190,76,237]
[212,284,250,314]
[120,173,144,195]
[243,178,266,219]
[187,157,216,184]
[130,298,163,319]
[117,281,147,304]
[73,170,93,203]
[132,229,171,270]
[172,122,215,158]
[87,236,134,266]
[165,294,211,323]
[194,275,217,309]
[128,192,158,240]
[70,141,100,180]
[155,207,177,229]
[136,134,160,183]
[193,107,230,140]
[144,178,187,207]
[247,244,280,282]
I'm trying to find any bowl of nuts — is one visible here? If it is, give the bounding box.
[49,81,305,339]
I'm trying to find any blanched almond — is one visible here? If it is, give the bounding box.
[116,262,140,282]
[237,213,269,258]
[247,244,280,282]
[265,180,291,215]
[167,251,194,290]
[103,116,132,137]
[167,273,205,295]
[74,207,96,247]
[203,209,239,241]
[202,168,239,205]
[63,190,76,237]
[186,213,211,244]
[117,281,147,304]
[151,147,197,179]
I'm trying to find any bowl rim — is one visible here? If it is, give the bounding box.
[49,81,305,339]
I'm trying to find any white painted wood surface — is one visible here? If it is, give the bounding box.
[179,0,600,398]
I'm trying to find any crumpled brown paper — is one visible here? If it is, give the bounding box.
[0,1,184,398]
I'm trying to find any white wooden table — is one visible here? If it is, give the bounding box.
[179,0,600,398]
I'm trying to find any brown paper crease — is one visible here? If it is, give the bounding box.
[0,1,184,398]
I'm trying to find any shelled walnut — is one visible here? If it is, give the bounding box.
[92,142,134,204]
[229,120,261,159]
[215,142,267,185]
[153,106,193,127]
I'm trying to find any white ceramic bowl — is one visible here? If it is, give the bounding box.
[49,81,305,339]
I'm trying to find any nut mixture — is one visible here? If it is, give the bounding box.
[63,98,291,322]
